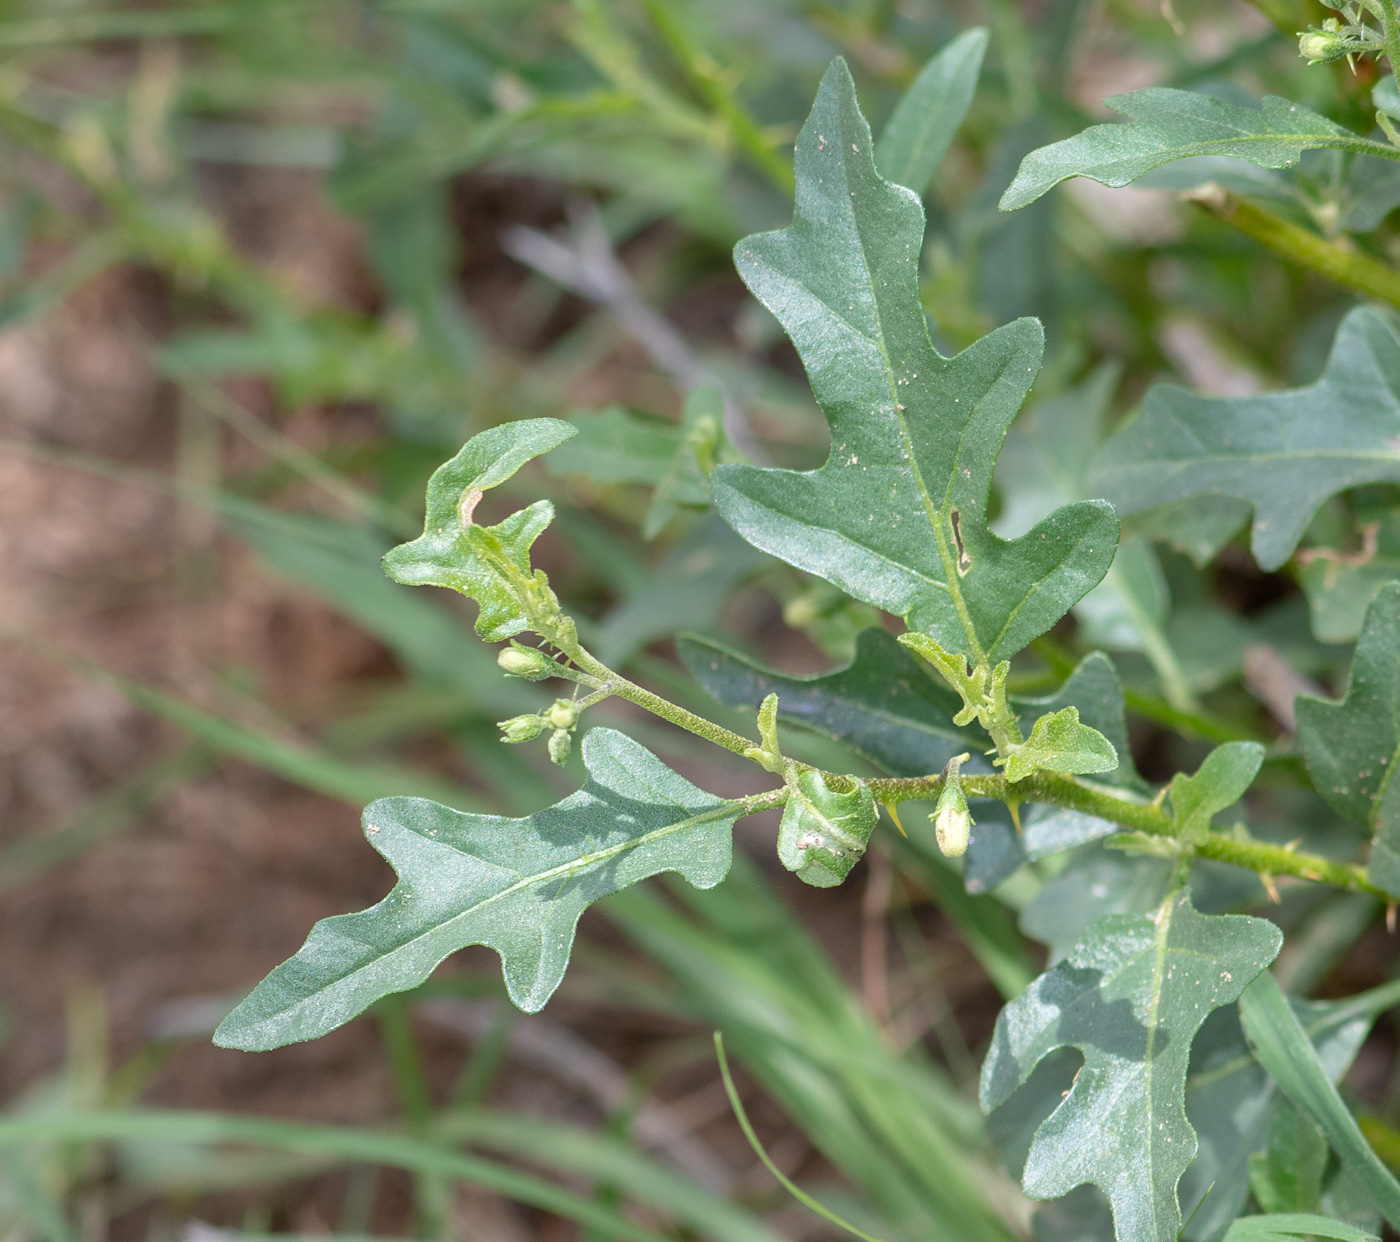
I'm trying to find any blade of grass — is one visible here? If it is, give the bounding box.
[439,1109,785,1242]
[0,1111,668,1242]
[714,1032,885,1242]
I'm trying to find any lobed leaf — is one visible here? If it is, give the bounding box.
[1296,583,1400,895]
[1000,88,1372,211]
[980,888,1282,1242]
[1168,741,1265,843]
[999,705,1116,783]
[382,419,575,640]
[715,58,1118,666]
[1089,306,1400,572]
[875,27,988,197]
[214,729,741,1049]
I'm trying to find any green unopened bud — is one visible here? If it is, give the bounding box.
[497,645,554,680]
[498,713,546,744]
[547,698,579,730]
[1297,20,1351,64]
[548,728,572,766]
[931,752,973,859]
[783,594,821,629]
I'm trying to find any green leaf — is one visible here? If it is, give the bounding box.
[1089,306,1400,571]
[998,705,1116,783]
[964,653,1146,893]
[546,406,681,486]
[643,385,723,539]
[980,888,1282,1242]
[714,58,1118,666]
[874,27,988,197]
[1221,1216,1378,1242]
[1248,1096,1328,1214]
[213,729,740,1049]
[1296,582,1400,894]
[678,626,977,777]
[1168,741,1265,843]
[1240,972,1400,1233]
[778,770,878,887]
[382,419,576,640]
[1000,88,1376,211]
[1181,979,1400,1242]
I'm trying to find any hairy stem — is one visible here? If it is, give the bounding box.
[1185,184,1400,308]
[867,769,1383,895]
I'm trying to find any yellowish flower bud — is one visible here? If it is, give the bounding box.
[547,698,579,730]
[934,800,971,858]
[497,645,554,680]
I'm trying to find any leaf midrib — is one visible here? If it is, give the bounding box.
[838,140,985,662]
[259,799,741,1026]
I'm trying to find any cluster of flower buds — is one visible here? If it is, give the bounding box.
[496,696,582,766]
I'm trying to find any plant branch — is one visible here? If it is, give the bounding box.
[1184,184,1400,308]
[866,768,1383,895]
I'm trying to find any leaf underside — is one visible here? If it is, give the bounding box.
[1090,306,1400,572]
[214,729,739,1049]
[714,58,1117,665]
[980,888,1282,1242]
[1001,88,1360,210]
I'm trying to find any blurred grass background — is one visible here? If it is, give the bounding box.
[0,0,1396,1239]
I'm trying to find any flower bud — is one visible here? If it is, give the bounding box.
[1297,21,1349,64]
[931,751,973,858]
[933,798,971,858]
[548,728,572,766]
[497,645,554,680]
[498,713,546,744]
[547,698,579,730]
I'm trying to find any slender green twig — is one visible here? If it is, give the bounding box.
[714,1033,887,1242]
[635,0,795,192]
[1185,184,1400,309]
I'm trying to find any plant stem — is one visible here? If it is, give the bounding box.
[569,648,763,759]
[1379,0,1400,96]
[1185,184,1400,309]
[866,769,1383,895]
[634,0,795,193]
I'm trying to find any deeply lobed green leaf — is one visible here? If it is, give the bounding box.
[381,419,575,640]
[214,729,740,1049]
[714,58,1118,666]
[1090,307,1400,572]
[981,888,1282,1242]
